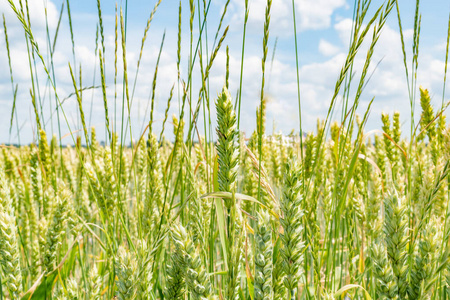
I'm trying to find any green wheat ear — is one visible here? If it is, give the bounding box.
[164,225,188,300]
[172,224,211,300]
[383,191,408,299]
[215,86,243,298]
[142,133,163,236]
[0,168,22,298]
[254,210,273,300]
[43,187,70,273]
[215,86,239,204]
[408,218,440,299]
[280,157,304,298]
[115,246,137,300]
[89,265,104,299]
[371,243,398,299]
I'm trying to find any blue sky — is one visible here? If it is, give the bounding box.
[1,0,450,144]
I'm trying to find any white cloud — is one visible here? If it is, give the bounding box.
[228,0,347,36]
[318,39,340,56]
[293,0,347,31]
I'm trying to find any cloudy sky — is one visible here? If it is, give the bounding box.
[0,0,449,144]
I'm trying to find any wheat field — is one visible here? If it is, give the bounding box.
[1,0,450,299]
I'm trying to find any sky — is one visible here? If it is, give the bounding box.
[0,0,450,144]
